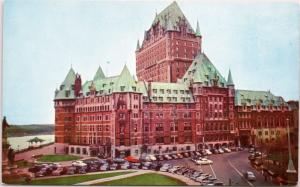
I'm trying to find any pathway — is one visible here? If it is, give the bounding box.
[75,170,198,185]
[15,144,55,161]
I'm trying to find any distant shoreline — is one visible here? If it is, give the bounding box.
[8,133,54,138]
[7,124,54,137]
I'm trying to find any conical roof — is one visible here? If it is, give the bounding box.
[54,67,76,100]
[114,65,137,92]
[181,53,227,87]
[152,1,194,33]
[227,69,234,86]
[62,67,76,86]
[93,66,105,81]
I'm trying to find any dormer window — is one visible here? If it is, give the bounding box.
[120,86,125,91]
[153,89,157,93]
[60,85,65,90]
[71,84,75,90]
[167,89,171,94]
[65,90,70,97]
[180,90,184,94]
[159,97,163,101]
[160,89,164,94]
[132,86,136,91]
[173,90,178,94]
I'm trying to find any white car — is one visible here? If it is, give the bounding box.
[244,171,256,181]
[218,148,224,154]
[204,149,212,155]
[196,158,213,165]
[168,166,181,173]
[223,148,231,153]
[72,161,87,167]
[160,164,172,172]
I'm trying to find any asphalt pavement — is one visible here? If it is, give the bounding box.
[162,150,275,186]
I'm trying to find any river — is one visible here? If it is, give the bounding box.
[7,134,54,151]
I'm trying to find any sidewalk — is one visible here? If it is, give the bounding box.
[15,144,55,161]
[75,170,149,185]
[75,170,198,185]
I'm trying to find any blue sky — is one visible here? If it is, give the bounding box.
[3,0,299,124]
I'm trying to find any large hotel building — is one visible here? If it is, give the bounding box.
[54,2,298,157]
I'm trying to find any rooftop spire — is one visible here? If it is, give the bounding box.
[195,20,201,37]
[136,40,140,52]
[227,69,234,86]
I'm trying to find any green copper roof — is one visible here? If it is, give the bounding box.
[235,89,287,107]
[152,1,195,34]
[113,65,137,92]
[82,65,146,96]
[148,82,194,103]
[195,20,201,37]
[93,66,105,81]
[180,52,227,87]
[227,69,234,86]
[55,68,76,100]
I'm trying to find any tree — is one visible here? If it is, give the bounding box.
[7,147,15,166]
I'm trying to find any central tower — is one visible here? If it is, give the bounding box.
[136,1,202,83]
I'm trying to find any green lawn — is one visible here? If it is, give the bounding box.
[96,173,187,186]
[24,171,134,185]
[37,154,81,162]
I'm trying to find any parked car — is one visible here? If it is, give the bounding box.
[52,167,67,176]
[100,164,110,171]
[120,161,131,170]
[248,148,255,153]
[214,181,224,186]
[205,149,212,155]
[177,153,184,159]
[254,152,262,157]
[28,165,44,173]
[195,158,213,165]
[211,149,219,154]
[223,148,231,153]
[150,162,161,171]
[76,167,87,174]
[244,171,256,181]
[131,163,141,169]
[72,161,87,167]
[141,162,151,170]
[218,148,224,154]
[110,163,118,170]
[171,154,178,159]
[160,163,172,172]
[168,166,181,173]
[113,158,125,163]
[65,166,76,175]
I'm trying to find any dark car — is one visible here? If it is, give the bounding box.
[28,165,44,173]
[150,162,162,171]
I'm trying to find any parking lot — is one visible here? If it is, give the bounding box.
[26,149,276,186]
[161,150,274,186]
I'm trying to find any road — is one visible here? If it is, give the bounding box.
[162,150,274,186]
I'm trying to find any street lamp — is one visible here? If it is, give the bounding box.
[286,118,296,174]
